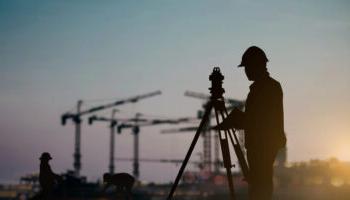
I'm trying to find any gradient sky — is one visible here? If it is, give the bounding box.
[1,0,349,183]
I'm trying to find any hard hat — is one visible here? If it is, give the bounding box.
[238,46,269,67]
[40,152,52,160]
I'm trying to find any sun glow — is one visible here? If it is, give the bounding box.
[333,142,350,161]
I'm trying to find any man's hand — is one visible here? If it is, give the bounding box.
[213,108,245,130]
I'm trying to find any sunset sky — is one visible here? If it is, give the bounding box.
[0,0,349,183]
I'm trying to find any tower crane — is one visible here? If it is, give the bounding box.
[116,114,193,179]
[61,91,161,176]
[88,112,161,174]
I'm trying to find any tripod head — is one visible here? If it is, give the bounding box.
[209,67,225,100]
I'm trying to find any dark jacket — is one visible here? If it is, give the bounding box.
[243,75,286,150]
[218,74,286,151]
[39,162,59,189]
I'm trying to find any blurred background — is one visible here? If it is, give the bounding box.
[0,0,349,199]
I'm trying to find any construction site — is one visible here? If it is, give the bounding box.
[1,1,350,200]
[1,84,350,200]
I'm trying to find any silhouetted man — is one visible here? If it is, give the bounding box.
[216,46,286,200]
[38,152,62,199]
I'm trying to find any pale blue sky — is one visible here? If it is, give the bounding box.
[0,0,349,183]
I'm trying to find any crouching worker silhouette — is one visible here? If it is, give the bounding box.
[215,46,286,200]
[31,152,62,200]
[103,173,135,200]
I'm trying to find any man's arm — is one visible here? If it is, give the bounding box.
[214,108,246,130]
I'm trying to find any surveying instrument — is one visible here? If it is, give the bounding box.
[167,67,249,200]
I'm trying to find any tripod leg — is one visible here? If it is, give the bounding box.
[214,108,236,200]
[167,103,213,200]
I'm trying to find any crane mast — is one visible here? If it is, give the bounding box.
[109,109,117,174]
[74,100,82,177]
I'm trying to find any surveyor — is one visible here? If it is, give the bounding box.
[38,152,62,199]
[216,46,286,200]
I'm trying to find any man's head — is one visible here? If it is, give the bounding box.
[40,152,52,162]
[238,46,269,81]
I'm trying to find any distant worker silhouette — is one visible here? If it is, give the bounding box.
[103,172,135,200]
[216,46,286,200]
[36,152,62,199]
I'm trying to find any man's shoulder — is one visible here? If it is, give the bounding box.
[266,77,282,89]
[250,75,283,94]
[262,77,283,96]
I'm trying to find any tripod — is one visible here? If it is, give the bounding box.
[167,67,249,200]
